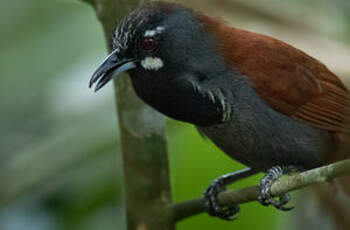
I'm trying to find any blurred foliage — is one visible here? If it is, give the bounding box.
[0,0,349,229]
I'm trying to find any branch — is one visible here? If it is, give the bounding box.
[80,0,173,229]
[169,159,350,222]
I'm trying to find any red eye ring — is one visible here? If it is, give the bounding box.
[139,37,157,51]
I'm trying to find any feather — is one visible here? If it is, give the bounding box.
[199,14,350,137]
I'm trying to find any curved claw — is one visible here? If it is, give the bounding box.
[274,194,294,211]
[259,193,294,211]
[204,179,240,221]
[258,166,294,211]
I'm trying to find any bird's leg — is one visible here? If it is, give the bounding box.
[204,168,258,220]
[258,166,301,211]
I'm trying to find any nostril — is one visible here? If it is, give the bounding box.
[113,49,125,61]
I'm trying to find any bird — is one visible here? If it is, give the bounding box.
[89,1,350,220]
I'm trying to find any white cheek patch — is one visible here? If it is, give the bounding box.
[141,57,164,71]
[144,26,165,37]
[144,30,156,37]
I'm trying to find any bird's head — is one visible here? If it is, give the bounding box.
[89,2,239,126]
[89,2,225,92]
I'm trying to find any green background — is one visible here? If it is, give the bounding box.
[1,0,349,229]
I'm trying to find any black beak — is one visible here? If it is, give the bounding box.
[89,49,137,92]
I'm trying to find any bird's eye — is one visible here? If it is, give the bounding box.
[139,37,157,51]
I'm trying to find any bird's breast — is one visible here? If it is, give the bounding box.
[130,72,224,126]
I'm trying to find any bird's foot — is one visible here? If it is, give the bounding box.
[204,177,240,220]
[258,166,294,211]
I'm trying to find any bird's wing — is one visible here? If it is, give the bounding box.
[229,29,350,134]
[199,14,350,134]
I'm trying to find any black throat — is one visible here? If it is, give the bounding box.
[129,68,228,126]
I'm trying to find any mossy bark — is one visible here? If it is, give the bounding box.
[83,0,173,229]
